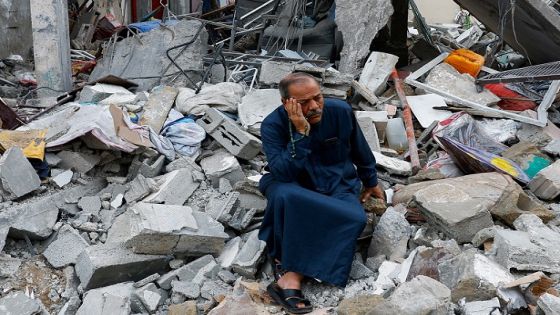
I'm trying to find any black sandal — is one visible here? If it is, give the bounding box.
[267,282,313,314]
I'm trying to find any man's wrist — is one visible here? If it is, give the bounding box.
[296,123,310,136]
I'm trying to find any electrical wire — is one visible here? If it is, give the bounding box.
[510,0,532,65]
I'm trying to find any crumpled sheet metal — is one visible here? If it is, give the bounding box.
[19,103,143,152]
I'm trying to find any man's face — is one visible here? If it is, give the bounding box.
[284,80,324,125]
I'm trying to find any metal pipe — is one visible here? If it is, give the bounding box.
[390,69,421,173]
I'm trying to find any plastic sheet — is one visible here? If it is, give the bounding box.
[433,112,508,154]
[425,151,464,178]
[161,117,206,157]
[478,119,519,143]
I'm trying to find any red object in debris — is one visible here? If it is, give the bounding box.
[485,83,537,111]
[72,60,97,76]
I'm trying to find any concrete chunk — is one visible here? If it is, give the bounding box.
[52,169,73,188]
[538,293,560,315]
[172,280,201,300]
[368,206,412,260]
[357,117,381,152]
[157,255,219,290]
[139,86,178,134]
[124,174,154,204]
[438,249,514,302]
[358,52,399,95]
[197,108,262,160]
[143,169,199,205]
[385,275,452,315]
[78,196,101,215]
[231,230,266,279]
[200,279,232,302]
[415,183,494,243]
[76,282,134,315]
[79,83,134,103]
[494,214,560,273]
[200,150,246,187]
[75,242,167,289]
[43,224,89,268]
[0,291,47,315]
[133,283,166,313]
[57,151,101,173]
[259,61,295,86]
[462,298,501,315]
[0,147,40,199]
[238,89,281,136]
[529,160,560,200]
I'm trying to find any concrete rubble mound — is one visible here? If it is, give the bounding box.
[1,0,560,314]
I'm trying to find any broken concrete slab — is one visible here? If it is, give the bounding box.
[75,242,167,289]
[355,111,388,143]
[79,83,134,103]
[57,151,101,174]
[543,139,560,156]
[133,283,166,313]
[414,183,495,243]
[372,151,412,176]
[157,255,219,290]
[0,146,40,199]
[124,174,155,204]
[52,169,73,188]
[43,224,89,268]
[383,275,452,315]
[368,206,412,260]
[197,108,262,160]
[201,279,232,302]
[6,178,105,240]
[438,249,514,302]
[529,160,560,200]
[0,256,22,278]
[76,282,134,315]
[538,293,560,315]
[425,63,501,106]
[78,196,101,215]
[461,298,501,315]
[238,89,281,136]
[200,150,246,187]
[90,20,207,91]
[259,61,296,86]
[359,52,399,96]
[110,203,228,256]
[217,236,242,269]
[139,86,178,134]
[357,116,381,152]
[172,280,201,300]
[127,152,165,180]
[393,172,554,227]
[231,230,266,279]
[206,192,240,225]
[143,168,199,205]
[335,0,393,74]
[0,291,48,315]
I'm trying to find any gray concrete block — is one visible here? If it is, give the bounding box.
[259,61,295,86]
[349,255,375,280]
[157,255,219,290]
[385,275,451,315]
[200,279,232,302]
[232,230,266,279]
[197,108,262,160]
[358,52,399,96]
[133,273,161,288]
[113,202,228,256]
[0,291,48,315]
[78,196,101,215]
[238,89,282,136]
[368,206,412,260]
[538,293,560,315]
[143,169,199,205]
[462,298,501,315]
[57,151,101,174]
[0,147,40,199]
[217,270,237,284]
[415,183,495,243]
[0,256,22,279]
[75,242,167,289]
[76,282,134,315]
[139,86,178,134]
[79,83,133,103]
[529,160,560,200]
[217,236,242,269]
[127,152,165,180]
[172,280,201,299]
[357,117,381,152]
[205,192,240,224]
[52,169,73,188]
[438,249,514,302]
[43,224,89,268]
[133,283,166,313]
[200,150,246,187]
[124,174,154,204]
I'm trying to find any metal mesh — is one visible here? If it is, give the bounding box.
[477,61,560,84]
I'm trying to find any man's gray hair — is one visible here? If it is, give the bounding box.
[278,72,319,99]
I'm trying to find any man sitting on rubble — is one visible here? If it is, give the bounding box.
[258,72,384,313]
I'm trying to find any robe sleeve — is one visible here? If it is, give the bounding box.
[349,111,378,188]
[261,119,311,182]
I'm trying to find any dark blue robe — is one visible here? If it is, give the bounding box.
[258,98,378,287]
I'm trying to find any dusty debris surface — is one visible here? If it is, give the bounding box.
[1,0,560,314]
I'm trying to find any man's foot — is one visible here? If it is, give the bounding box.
[272,272,311,312]
[267,281,313,314]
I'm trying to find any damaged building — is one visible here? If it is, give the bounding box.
[0,0,560,314]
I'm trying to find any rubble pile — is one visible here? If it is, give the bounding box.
[1,0,560,314]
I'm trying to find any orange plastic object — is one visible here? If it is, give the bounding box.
[444,48,485,77]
